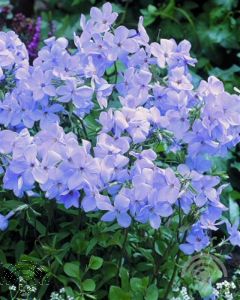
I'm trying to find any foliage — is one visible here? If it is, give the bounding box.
[2,0,240,89]
[32,0,240,92]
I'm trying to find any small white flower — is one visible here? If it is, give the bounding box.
[231,282,236,289]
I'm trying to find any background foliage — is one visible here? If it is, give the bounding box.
[0,0,240,299]
[1,0,240,88]
[29,0,240,89]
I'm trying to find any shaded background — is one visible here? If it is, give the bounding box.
[1,0,239,89]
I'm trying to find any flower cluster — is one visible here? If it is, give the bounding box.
[171,286,191,300]
[50,288,74,300]
[27,16,41,59]
[0,2,240,255]
[0,30,29,81]
[211,280,236,300]
[1,9,42,60]
[8,276,37,300]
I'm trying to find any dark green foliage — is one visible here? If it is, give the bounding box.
[33,0,240,91]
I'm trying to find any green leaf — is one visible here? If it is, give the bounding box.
[27,219,46,235]
[210,65,240,84]
[161,0,175,17]
[229,197,239,224]
[213,0,237,10]
[154,143,166,153]
[56,275,69,286]
[89,255,103,270]
[72,0,84,5]
[64,287,75,297]
[196,282,213,297]
[210,265,223,283]
[154,240,166,256]
[145,284,158,300]
[210,7,227,23]
[82,279,96,292]
[208,24,238,48]
[0,0,9,7]
[111,3,125,14]
[232,161,240,171]
[109,286,131,300]
[120,267,130,291]
[2,200,24,210]
[130,277,148,294]
[71,232,87,254]
[0,250,6,264]
[64,262,80,278]
[97,263,118,288]
[15,241,25,260]
[140,5,158,27]
[143,15,157,27]
[175,7,195,28]
[137,248,153,262]
[86,238,98,255]
[148,5,157,14]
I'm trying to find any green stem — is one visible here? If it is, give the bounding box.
[113,62,118,84]
[162,249,181,300]
[177,200,182,244]
[45,199,55,241]
[118,1,129,25]
[79,118,88,140]
[162,231,187,299]
[155,241,174,285]
[72,111,89,140]
[22,210,27,240]
[154,205,183,286]
[116,228,128,284]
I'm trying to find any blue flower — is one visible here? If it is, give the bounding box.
[180,223,210,255]
[101,193,131,228]
[226,220,240,247]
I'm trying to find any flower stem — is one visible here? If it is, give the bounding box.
[162,249,181,300]
[116,228,128,284]
[79,118,88,140]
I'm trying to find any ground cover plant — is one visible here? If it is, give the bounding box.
[0,2,240,300]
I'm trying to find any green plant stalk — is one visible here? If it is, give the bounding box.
[162,248,181,299]
[116,228,128,285]
[162,230,188,299]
